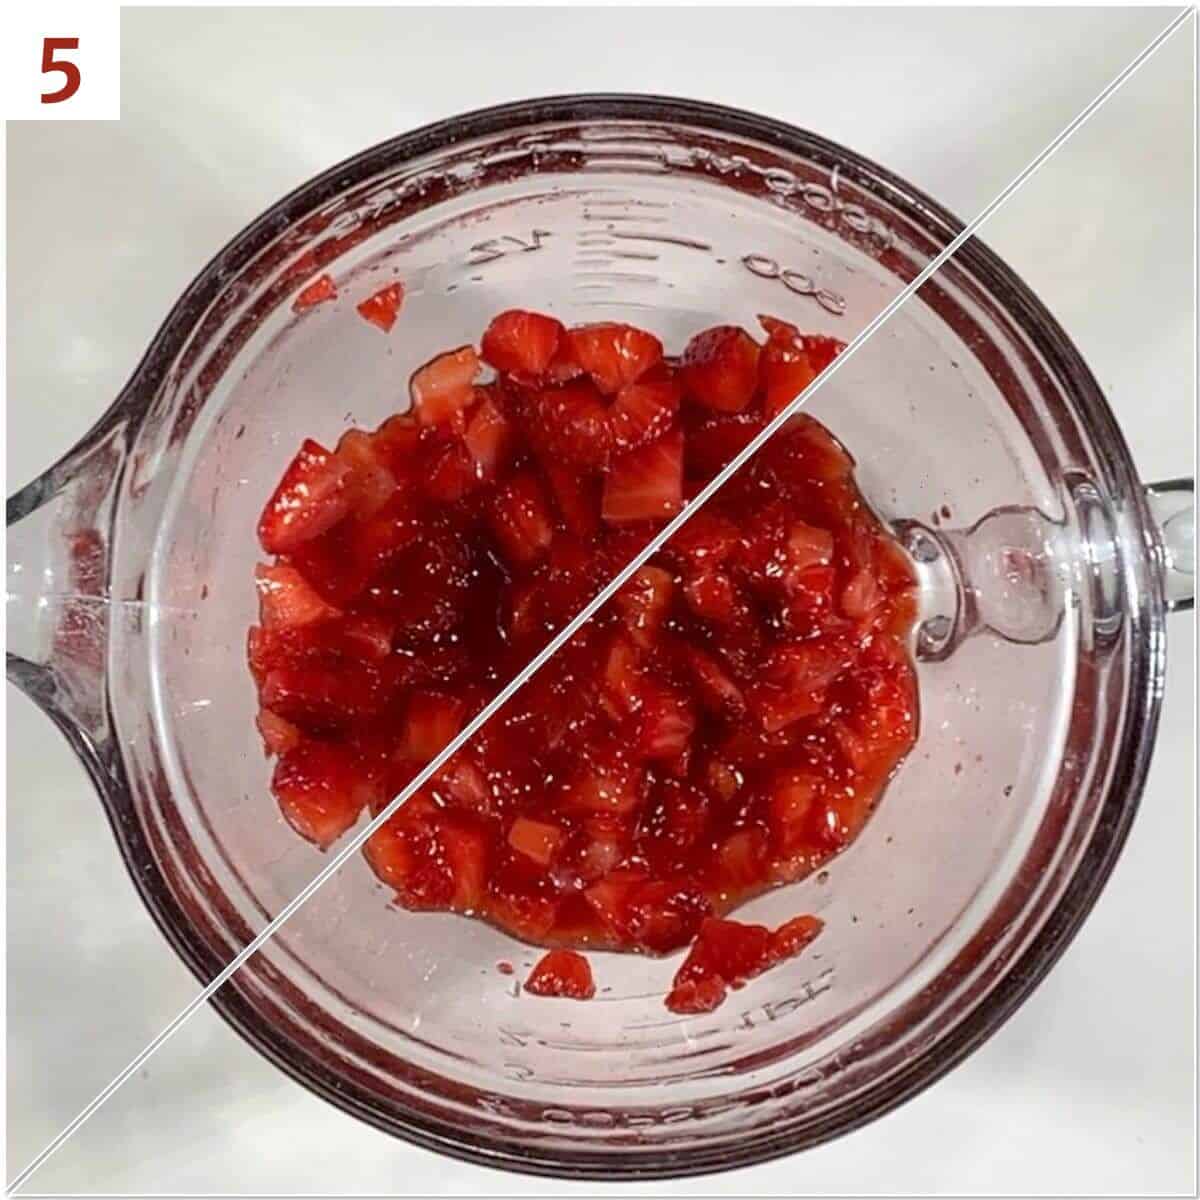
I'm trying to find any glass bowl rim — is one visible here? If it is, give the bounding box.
[10,93,1165,1180]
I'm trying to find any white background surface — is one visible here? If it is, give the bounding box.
[6,7,1195,1195]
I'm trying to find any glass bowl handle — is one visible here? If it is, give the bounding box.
[1146,477,1194,613]
[6,418,127,764]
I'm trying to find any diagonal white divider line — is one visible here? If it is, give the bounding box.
[9,6,1193,1191]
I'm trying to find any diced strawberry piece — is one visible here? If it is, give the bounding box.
[610,375,681,452]
[543,461,601,539]
[292,273,337,312]
[481,309,564,376]
[601,430,684,524]
[767,769,820,853]
[370,413,422,475]
[563,745,644,815]
[665,512,739,567]
[487,878,559,942]
[364,526,471,641]
[715,829,768,889]
[685,412,767,478]
[637,778,712,870]
[803,335,844,373]
[664,974,727,1014]
[613,566,673,648]
[489,472,554,564]
[601,632,645,719]
[758,315,817,418]
[364,795,457,910]
[508,817,566,866]
[682,568,741,624]
[273,740,370,848]
[680,643,746,716]
[348,489,423,578]
[339,612,394,660]
[766,914,824,966]
[620,880,712,953]
[403,689,466,761]
[410,346,481,427]
[424,440,481,503]
[356,281,404,332]
[766,414,854,481]
[429,755,494,816]
[258,439,354,553]
[634,682,695,766]
[256,708,301,756]
[260,660,399,730]
[438,812,491,911]
[748,638,857,730]
[335,428,398,518]
[256,564,342,629]
[786,522,835,574]
[524,949,595,999]
[681,326,761,412]
[531,380,613,468]
[566,323,662,394]
[463,394,516,478]
[841,567,882,619]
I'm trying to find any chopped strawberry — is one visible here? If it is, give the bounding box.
[524,949,595,999]
[339,612,395,660]
[601,430,684,524]
[609,375,681,452]
[292,273,337,312]
[634,682,695,766]
[410,346,481,427]
[679,643,745,716]
[664,512,739,567]
[489,472,554,564]
[803,335,844,373]
[424,440,481,503]
[487,877,559,942]
[403,690,467,761]
[566,323,662,394]
[841,567,882,619]
[542,461,601,539]
[685,412,767,477]
[766,914,824,966]
[601,632,645,718]
[256,708,301,756]
[682,568,741,624]
[256,564,342,629]
[335,428,399,518]
[531,380,613,468]
[681,326,761,412]
[767,769,820,853]
[463,394,516,478]
[258,439,354,554]
[481,309,564,376]
[273,740,370,848]
[715,829,768,889]
[613,566,674,648]
[370,413,422,475]
[758,314,817,417]
[508,817,566,866]
[356,281,404,332]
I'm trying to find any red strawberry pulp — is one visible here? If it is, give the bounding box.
[250,309,918,1010]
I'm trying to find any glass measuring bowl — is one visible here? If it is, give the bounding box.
[6,96,1193,1179]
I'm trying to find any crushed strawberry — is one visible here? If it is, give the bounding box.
[249,309,913,1016]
